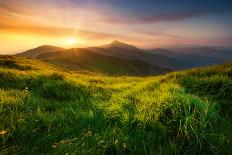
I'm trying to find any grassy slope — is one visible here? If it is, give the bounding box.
[36,48,169,76]
[0,55,231,154]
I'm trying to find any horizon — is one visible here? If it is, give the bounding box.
[1,0,232,54]
[4,40,232,55]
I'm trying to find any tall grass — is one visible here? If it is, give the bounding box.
[0,56,231,154]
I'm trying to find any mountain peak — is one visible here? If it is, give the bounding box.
[102,40,139,50]
[111,40,124,44]
[110,40,132,46]
[34,45,64,50]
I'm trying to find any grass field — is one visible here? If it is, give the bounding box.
[0,55,231,154]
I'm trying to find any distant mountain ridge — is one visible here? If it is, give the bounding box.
[15,46,170,75]
[89,42,185,70]
[148,47,232,67]
[14,41,232,73]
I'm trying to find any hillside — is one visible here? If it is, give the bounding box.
[16,42,232,71]
[89,46,184,69]
[37,48,170,75]
[15,45,64,58]
[0,55,231,154]
[16,46,170,75]
[16,44,184,70]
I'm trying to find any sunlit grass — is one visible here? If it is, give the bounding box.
[0,56,231,154]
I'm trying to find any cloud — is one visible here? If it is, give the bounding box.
[0,24,134,42]
[100,11,202,25]
[0,1,33,15]
[133,29,232,47]
[91,0,232,25]
[1,0,231,26]
[0,25,97,37]
[100,8,232,25]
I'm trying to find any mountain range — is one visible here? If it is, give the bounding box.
[14,40,232,75]
[36,48,170,75]
[148,47,232,67]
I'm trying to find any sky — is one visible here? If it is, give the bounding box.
[0,0,232,53]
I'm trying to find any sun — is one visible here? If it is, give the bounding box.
[65,37,77,45]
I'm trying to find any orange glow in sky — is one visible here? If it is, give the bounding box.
[65,37,77,45]
[0,0,231,54]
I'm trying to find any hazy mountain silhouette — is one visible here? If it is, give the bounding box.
[148,47,232,67]
[90,41,185,69]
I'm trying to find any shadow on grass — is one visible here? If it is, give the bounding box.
[177,75,232,118]
[0,59,33,71]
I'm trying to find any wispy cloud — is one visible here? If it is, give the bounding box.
[0,24,131,41]
[2,0,230,26]
[135,29,232,47]
[100,11,202,25]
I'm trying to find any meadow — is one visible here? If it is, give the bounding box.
[0,55,231,154]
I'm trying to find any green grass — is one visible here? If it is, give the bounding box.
[0,56,231,154]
